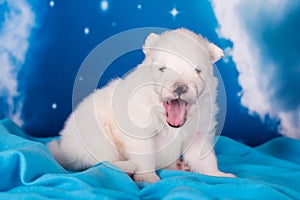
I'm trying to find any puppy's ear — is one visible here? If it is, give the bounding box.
[143,33,160,55]
[207,43,224,63]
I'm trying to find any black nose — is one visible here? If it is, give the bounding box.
[173,84,188,95]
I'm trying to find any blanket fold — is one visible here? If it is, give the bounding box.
[0,118,299,199]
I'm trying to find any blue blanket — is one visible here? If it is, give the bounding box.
[0,118,300,199]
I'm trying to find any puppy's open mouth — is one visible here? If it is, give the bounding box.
[163,99,189,128]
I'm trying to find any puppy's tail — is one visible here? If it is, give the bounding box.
[47,137,90,171]
[47,139,62,161]
[47,139,74,168]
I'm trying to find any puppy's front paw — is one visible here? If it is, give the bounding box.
[112,160,137,175]
[133,172,160,183]
[209,171,236,178]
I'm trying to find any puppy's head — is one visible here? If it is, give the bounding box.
[142,28,223,128]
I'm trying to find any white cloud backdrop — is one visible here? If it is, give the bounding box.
[211,0,300,138]
[0,0,35,125]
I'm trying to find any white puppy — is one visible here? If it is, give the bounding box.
[47,28,235,183]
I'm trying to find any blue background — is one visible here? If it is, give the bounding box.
[1,0,299,146]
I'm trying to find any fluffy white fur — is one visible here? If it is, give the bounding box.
[47,28,235,183]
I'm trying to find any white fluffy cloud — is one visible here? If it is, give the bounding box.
[211,0,300,139]
[0,0,35,125]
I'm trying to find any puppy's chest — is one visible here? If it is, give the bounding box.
[153,129,186,167]
[127,92,162,128]
[154,128,186,151]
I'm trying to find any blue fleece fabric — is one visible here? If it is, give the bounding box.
[0,118,299,199]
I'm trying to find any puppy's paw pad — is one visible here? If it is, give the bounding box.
[176,158,190,171]
[133,172,160,183]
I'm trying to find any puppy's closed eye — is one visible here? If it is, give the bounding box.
[195,68,202,74]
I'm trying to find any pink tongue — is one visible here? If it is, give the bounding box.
[166,99,186,127]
